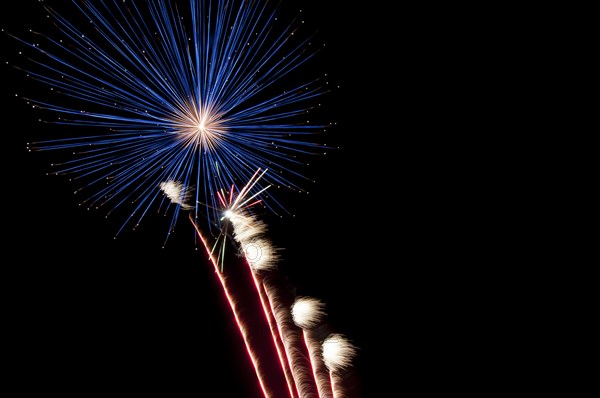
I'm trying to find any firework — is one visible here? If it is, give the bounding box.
[217,174,322,397]
[252,272,299,398]
[217,174,301,397]
[292,297,326,330]
[322,334,356,372]
[322,334,357,398]
[12,0,326,237]
[264,281,319,398]
[221,177,298,396]
[11,1,356,396]
[189,215,272,397]
[159,180,193,210]
[292,297,332,398]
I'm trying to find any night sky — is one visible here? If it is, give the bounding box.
[1,1,427,396]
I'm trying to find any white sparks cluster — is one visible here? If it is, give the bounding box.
[322,334,357,372]
[159,180,193,210]
[225,210,279,271]
[291,297,326,329]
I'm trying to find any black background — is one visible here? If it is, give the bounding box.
[1,1,457,396]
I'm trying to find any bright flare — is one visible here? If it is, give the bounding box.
[322,334,357,372]
[292,297,326,330]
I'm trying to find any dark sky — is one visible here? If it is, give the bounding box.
[2,1,428,396]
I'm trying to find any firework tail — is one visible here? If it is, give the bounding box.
[15,0,349,392]
[222,176,300,397]
[248,267,300,398]
[188,173,330,398]
[227,201,318,397]
[222,257,293,398]
[329,371,339,398]
[17,0,326,242]
[262,277,320,398]
[190,213,289,398]
[327,370,353,398]
[291,297,332,398]
[303,329,333,398]
[322,334,357,398]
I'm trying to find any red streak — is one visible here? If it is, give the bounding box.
[189,214,271,398]
[329,370,338,398]
[247,265,299,398]
[217,191,227,208]
[303,330,333,398]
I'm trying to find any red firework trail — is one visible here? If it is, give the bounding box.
[263,281,320,398]
[329,371,338,398]
[189,213,271,398]
[322,334,357,398]
[218,169,299,397]
[303,330,333,398]
[247,266,299,398]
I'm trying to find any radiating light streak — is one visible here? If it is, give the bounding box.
[10,0,348,394]
[13,0,327,239]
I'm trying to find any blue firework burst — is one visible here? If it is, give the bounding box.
[11,0,327,238]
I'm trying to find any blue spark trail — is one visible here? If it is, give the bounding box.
[12,0,327,238]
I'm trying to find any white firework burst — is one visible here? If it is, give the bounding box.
[242,238,280,271]
[222,179,280,271]
[159,180,193,210]
[292,297,326,329]
[226,211,268,244]
[322,334,357,372]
